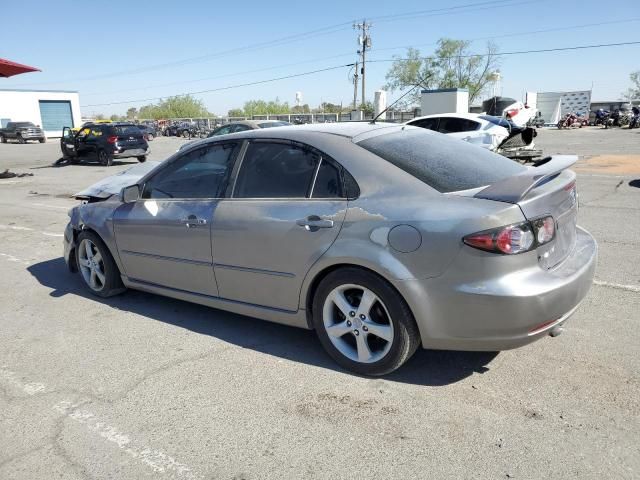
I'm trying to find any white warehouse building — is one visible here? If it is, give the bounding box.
[0,89,81,138]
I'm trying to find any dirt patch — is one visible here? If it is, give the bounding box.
[574,155,640,175]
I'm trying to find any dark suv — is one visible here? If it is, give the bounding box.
[60,123,150,166]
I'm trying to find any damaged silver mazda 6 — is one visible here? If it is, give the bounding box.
[64,123,597,375]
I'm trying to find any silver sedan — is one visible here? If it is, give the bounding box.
[64,123,597,375]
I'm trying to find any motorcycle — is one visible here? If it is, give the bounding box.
[593,109,610,127]
[629,107,640,129]
[557,112,583,129]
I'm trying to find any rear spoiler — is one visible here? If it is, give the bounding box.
[474,155,577,204]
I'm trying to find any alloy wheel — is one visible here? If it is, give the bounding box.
[322,284,394,363]
[78,239,106,292]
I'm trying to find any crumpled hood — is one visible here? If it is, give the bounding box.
[74,161,161,199]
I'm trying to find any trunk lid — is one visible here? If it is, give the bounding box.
[474,155,579,268]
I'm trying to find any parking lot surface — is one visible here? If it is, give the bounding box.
[0,129,638,479]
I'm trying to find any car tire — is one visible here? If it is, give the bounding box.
[182,130,189,138]
[75,230,125,298]
[17,135,25,144]
[312,267,420,376]
[39,137,46,143]
[98,149,113,166]
[137,156,147,162]
[147,133,154,141]
[0,135,5,143]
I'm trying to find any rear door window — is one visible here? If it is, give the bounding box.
[438,117,480,133]
[233,142,319,198]
[357,128,526,193]
[409,118,439,131]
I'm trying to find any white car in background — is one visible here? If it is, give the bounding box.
[405,113,542,162]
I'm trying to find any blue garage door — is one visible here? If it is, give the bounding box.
[39,100,73,133]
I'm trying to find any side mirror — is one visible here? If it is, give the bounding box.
[120,184,140,203]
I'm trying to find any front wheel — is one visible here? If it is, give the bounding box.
[76,231,125,297]
[39,137,46,143]
[147,133,154,141]
[137,155,147,162]
[312,268,420,376]
[17,135,26,144]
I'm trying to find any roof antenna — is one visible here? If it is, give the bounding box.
[370,73,432,124]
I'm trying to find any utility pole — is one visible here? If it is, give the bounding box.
[352,61,359,110]
[353,20,372,110]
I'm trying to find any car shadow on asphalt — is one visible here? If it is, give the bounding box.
[27,257,499,387]
[629,179,640,188]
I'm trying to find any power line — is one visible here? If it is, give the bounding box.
[12,0,536,88]
[81,17,640,98]
[366,41,640,63]
[81,63,355,107]
[372,17,640,53]
[80,40,640,109]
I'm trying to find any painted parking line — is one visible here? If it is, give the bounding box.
[593,280,640,293]
[0,252,30,265]
[30,202,70,210]
[0,224,63,238]
[0,367,201,479]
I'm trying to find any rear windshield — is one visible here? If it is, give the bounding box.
[112,125,142,136]
[258,121,290,128]
[357,128,526,193]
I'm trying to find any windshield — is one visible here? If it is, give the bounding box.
[357,128,526,193]
[14,122,36,128]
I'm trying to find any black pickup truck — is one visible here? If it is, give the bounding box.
[0,122,46,144]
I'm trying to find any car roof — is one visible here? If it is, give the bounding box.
[408,112,488,122]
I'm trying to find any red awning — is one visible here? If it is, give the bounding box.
[0,58,41,78]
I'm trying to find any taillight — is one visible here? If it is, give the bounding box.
[107,136,117,144]
[531,216,555,244]
[463,216,555,255]
[506,108,520,118]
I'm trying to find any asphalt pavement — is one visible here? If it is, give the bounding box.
[0,129,638,479]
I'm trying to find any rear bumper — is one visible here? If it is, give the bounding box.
[400,226,597,351]
[113,147,149,158]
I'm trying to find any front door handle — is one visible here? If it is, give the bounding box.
[296,215,334,231]
[182,215,207,228]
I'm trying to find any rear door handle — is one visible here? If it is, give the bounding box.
[296,215,334,231]
[181,215,207,228]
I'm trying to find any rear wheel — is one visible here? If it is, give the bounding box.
[0,135,5,143]
[76,231,125,297]
[137,156,147,162]
[182,130,189,138]
[147,133,154,141]
[312,268,420,376]
[98,149,113,166]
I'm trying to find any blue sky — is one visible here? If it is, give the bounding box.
[1,0,638,117]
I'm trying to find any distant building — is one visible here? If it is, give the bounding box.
[0,89,81,137]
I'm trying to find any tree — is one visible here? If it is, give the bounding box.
[136,95,212,119]
[227,108,245,117]
[384,39,500,106]
[94,113,105,120]
[621,71,640,101]
[313,102,343,114]
[109,114,123,121]
[126,107,138,120]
